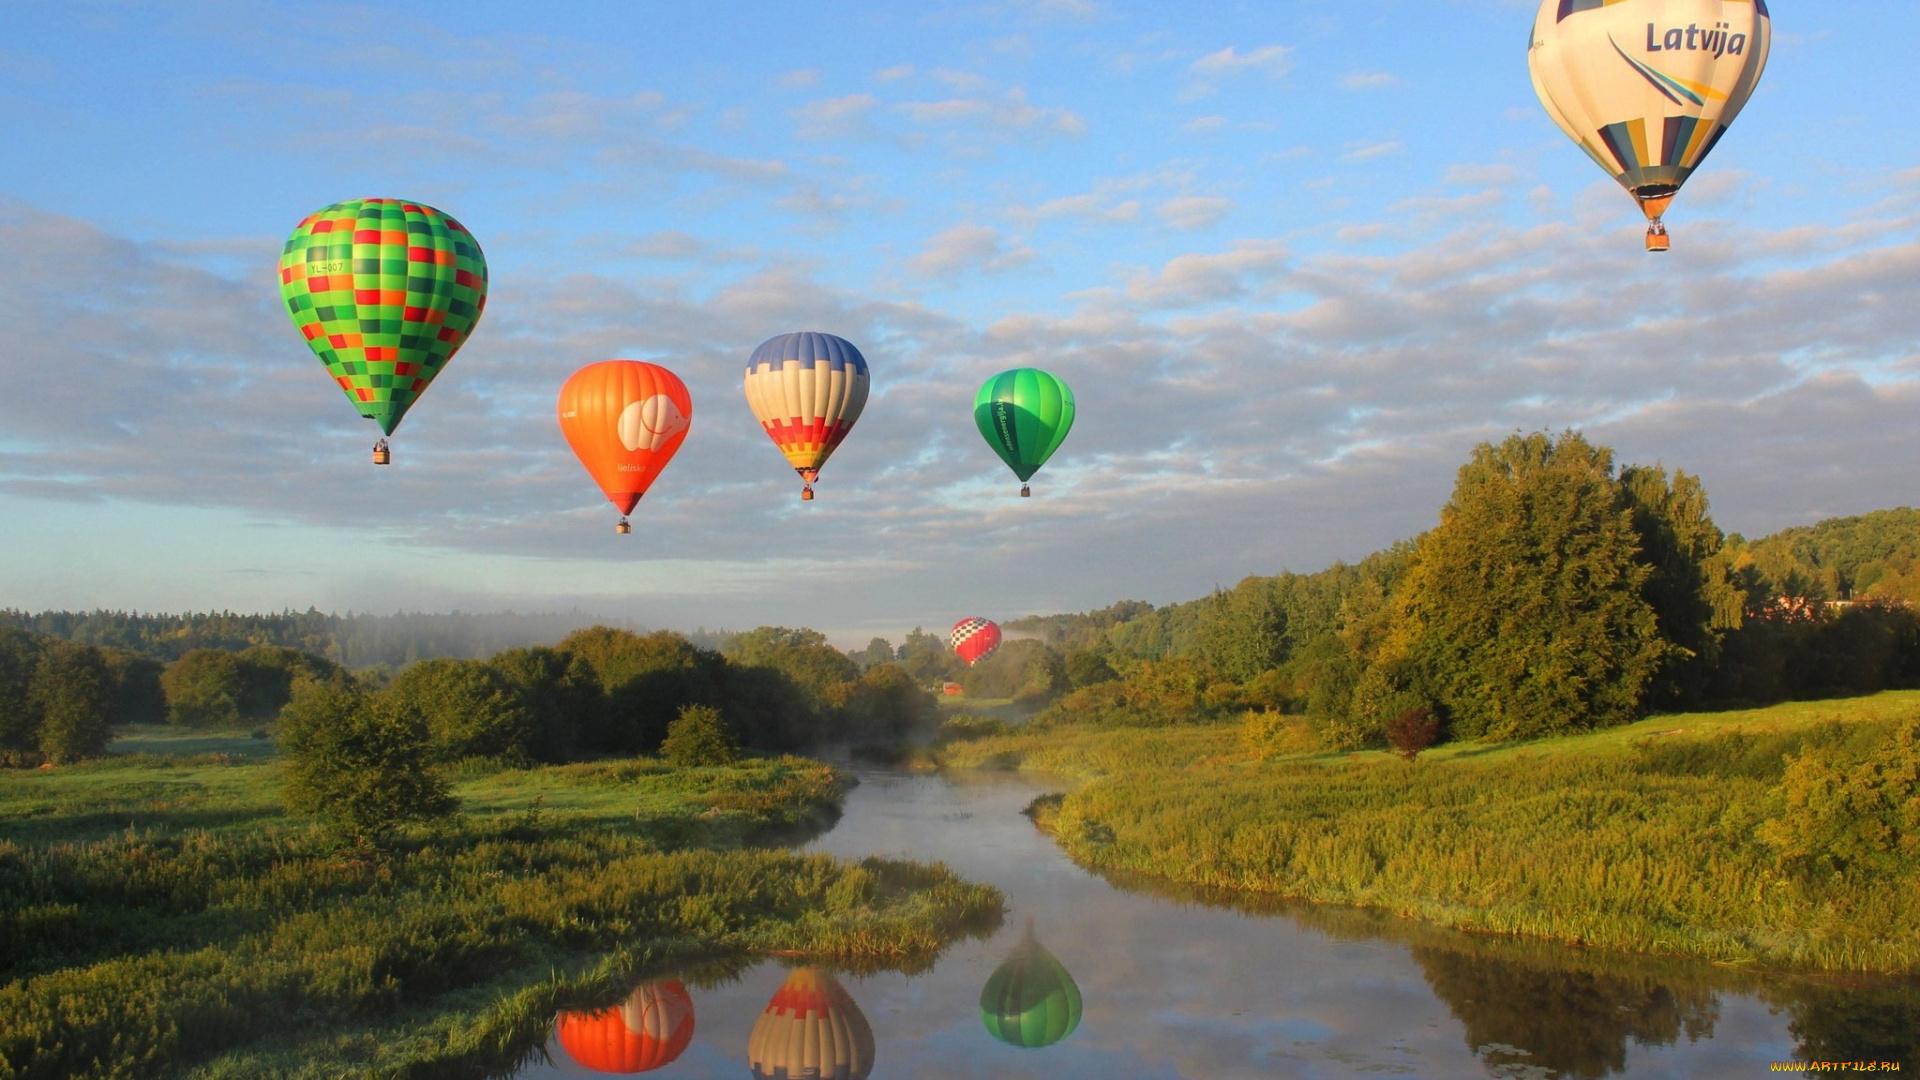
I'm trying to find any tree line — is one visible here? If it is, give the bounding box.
[1008,431,1920,747]
[0,608,662,667]
[0,624,939,768]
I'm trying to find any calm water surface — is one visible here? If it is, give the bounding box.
[513,769,1917,1079]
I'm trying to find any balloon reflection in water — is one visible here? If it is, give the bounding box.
[553,978,696,1074]
[980,921,1082,1048]
[748,967,875,1080]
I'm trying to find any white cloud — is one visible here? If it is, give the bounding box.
[1183,115,1229,133]
[874,64,915,83]
[1344,140,1405,161]
[1342,71,1398,90]
[796,93,879,139]
[1445,162,1519,186]
[777,68,820,89]
[1157,196,1234,231]
[1190,45,1294,78]
[904,224,1037,278]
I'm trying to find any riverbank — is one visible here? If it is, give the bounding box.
[0,732,1002,1079]
[937,692,1920,974]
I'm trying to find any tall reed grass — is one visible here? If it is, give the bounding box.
[955,693,1920,973]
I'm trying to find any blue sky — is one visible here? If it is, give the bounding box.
[2,0,1917,646]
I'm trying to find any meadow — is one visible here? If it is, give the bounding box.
[937,692,1920,974]
[0,729,1002,1080]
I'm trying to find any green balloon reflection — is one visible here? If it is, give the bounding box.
[980,921,1082,1048]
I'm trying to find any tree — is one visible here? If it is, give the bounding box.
[279,677,455,842]
[383,658,534,764]
[1063,648,1119,689]
[30,640,113,763]
[488,646,600,762]
[100,648,167,726]
[660,703,740,766]
[725,627,859,704]
[560,626,724,753]
[1393,431,1664,740]
[843,663,939,742]
[160,649,246,727]
[234,646,340,721]
[896,627,961,684]
[1620,465,1744,709]
[848,637,896,671]
[1197,578,1288,682]
[0,628,45,759]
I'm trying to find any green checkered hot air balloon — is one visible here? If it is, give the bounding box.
[279,198,487,462]
[974,368,1074,497]
[980,922,1082,1049]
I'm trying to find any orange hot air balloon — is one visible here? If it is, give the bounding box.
[558,360,693,534]
[554,978,696,1074]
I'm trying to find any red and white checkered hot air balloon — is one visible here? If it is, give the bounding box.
[950,618,1002,667]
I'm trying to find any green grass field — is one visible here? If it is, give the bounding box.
[0,731,1001,1080]
[937,693,1920,974]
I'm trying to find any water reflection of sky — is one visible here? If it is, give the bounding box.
[514,769,1905,1079]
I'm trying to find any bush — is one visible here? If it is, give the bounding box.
[160,648,245,726]
[1384,706,1441,761]
[1240,709,1317,758]
[1760,719,1920,882]
[30,640,113,763]
[660,704,740,766]
[279,678,457,842]
[383,658,534,764]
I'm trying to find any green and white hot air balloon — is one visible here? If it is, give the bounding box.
[974,368,1074,497]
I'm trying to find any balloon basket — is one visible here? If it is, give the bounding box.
[615,518,631,535]
[1020,485,1031,498]
[801,486,815,502]
[1645,225,1670,253]
[372,446,390,466]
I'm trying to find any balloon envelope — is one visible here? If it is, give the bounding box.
[980,924,1082,1049]
[279,198,487,435]
[554,978,696,1074]
[743,332,870,496]
[1527,0,1770,246]
[975,369,1075,488]
[558,360,693,516]
[748,967,874,1080]
[950,618,1002,667]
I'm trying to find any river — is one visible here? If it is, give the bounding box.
[512,768,1917,1079]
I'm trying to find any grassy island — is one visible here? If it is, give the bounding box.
[0,729,1001,1080]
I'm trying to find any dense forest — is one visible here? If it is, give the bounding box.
[6,430,1920,764]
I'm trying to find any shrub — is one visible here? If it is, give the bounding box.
[279,678,457,842]
[30,640,113,763]
[383,658,534,764]
[1759,718,1920,882]
[660,704,740,766]
[160,648,245,726]
[1384,706,1441,761]
[1240,709,1317,758]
